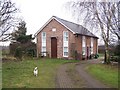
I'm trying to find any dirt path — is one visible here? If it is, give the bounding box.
[56,64,75,88]
[56,59,108,88]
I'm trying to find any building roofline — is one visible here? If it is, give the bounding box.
[35,16,98,39]
[34,16,76,37]
[75,33,99,39]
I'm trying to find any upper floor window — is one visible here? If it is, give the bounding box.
[42,32,46,42]
[63,31,68,41]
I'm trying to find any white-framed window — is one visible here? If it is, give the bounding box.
[82,36,86,56]
[41,32,46,56]
[91,37,94,54]
[63,31,68,41]
[63,47,68,56]
[52,28,56,32]
[63,31,69,57]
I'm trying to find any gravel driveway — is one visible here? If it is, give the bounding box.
[56,59,109,88]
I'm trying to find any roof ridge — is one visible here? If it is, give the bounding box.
[53,16,83,27]
[53,16,98,38]
[35,16,98,38]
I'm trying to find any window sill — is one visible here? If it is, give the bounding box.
[63,56,68,57]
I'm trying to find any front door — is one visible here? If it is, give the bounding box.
[87,47,89,59]
[51,37,57,58]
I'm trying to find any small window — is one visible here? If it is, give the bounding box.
[41,46,46,56]
[63,47,68,57]
[63,31,68,41]
[42,46,46,52]
[64,52,68,56]
[64,47,68,52]
[42,32,46,37]
[65,37,68,41]
[52,28,56,32]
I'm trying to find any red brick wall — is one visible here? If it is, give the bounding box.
[36,32,41,57]
[81,36,98,59]
[36,18,98,59]
[93,38,98,54]
[86,36,91,48]
[74,35,82,60]
[86,36,91,58]
[86,36,98,56]
[36,19,75,58]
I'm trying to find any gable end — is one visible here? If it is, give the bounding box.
[35,16,75,37]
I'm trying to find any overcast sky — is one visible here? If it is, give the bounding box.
[1,0,104,46]
[12,0,74,35]
[1,0,75,46]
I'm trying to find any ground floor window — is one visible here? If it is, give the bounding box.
[41,46,46,56]
[63,47,68,57]
[82,47,86,56]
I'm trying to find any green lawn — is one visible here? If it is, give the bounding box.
[2,58,78,88]
[86,64,118,88]
[98,53,104,57]
[0,62,2,89]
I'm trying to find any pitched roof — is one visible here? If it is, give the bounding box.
[35,16,98,38]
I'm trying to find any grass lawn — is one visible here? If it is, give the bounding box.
[0,62,2,89]
[98,53,104,60]
[2,58,79,88]
[98,53,104,57]
[86,64,118,88]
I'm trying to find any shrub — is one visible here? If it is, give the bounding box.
[14,46,22,60]
[26,48,36,57]
[2,56,17,62]
[110,56,119,62]
[94,54,99,59]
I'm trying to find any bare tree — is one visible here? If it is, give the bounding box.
[0,0,19,42]
[66,0,119,63]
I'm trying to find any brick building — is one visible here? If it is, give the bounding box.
[35,16,98,60]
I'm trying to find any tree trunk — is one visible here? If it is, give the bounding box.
[104,43,110,64]
[104,16,110,64]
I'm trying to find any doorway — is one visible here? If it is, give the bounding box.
[51,37,57,58]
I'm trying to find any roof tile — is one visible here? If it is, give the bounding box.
[54,16,98,38]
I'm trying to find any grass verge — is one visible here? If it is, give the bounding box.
[2,58,78,88]
[86,64,118,88]
[0,62,2,89]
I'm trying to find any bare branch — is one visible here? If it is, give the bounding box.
[65,1,119,63]
[0,0,19,42]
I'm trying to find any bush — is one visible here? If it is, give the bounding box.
[94,54,99,59]
[110,56,119,62]
[111,41,120,62]
[2,56,17,62]
[26,48,36,57]
[114,41,120,56]
[14,46,22,60]
[9,42,19,55]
